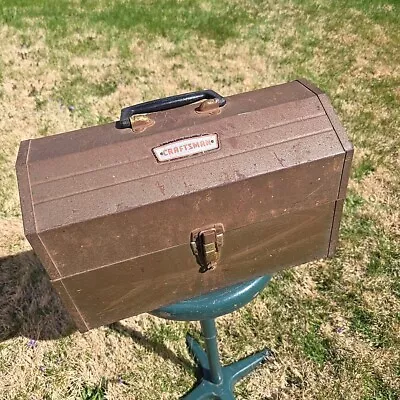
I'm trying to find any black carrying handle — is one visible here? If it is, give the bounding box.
[118,89,226,129]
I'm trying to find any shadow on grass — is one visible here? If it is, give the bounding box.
[0,251,195,372]
[0,250,76,341]
[109,322,195,373]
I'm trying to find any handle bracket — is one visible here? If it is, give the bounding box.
[118,89,226,129]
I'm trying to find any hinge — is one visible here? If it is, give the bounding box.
[190,223,224,272]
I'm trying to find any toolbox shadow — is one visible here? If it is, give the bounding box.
[0,251,196,371]
[0,250,76,342]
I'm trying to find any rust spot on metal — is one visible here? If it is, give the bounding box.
[156,181,165,196]
[130,115,155,133]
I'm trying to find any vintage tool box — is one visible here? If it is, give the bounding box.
[16,79,353,331]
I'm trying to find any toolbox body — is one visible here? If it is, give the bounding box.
[16,79,353,331]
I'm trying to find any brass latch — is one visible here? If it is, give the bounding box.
[190,223,224,272]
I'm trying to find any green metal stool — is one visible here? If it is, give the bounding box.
[150,275,273,399]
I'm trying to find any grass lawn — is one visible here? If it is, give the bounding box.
[0,0,399,399]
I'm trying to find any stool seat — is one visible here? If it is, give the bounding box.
[151,275,272,321]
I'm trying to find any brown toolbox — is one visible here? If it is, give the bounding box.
[16,79,353,331]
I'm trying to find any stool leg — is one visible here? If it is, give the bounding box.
[200,319,223,385]
[182,319,270,399]
[224,348,272,385]
[186,334,209,371]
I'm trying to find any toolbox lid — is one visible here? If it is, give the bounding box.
[16,79,352,236]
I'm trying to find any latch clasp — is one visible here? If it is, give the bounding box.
[190,223,224,272]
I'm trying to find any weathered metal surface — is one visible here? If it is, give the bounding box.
[16,79,353,331]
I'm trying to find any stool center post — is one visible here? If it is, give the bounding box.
[200,319,224,385]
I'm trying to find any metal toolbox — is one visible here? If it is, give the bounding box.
[16,79,353,331]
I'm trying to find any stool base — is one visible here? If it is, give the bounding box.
[183,334,271,399]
